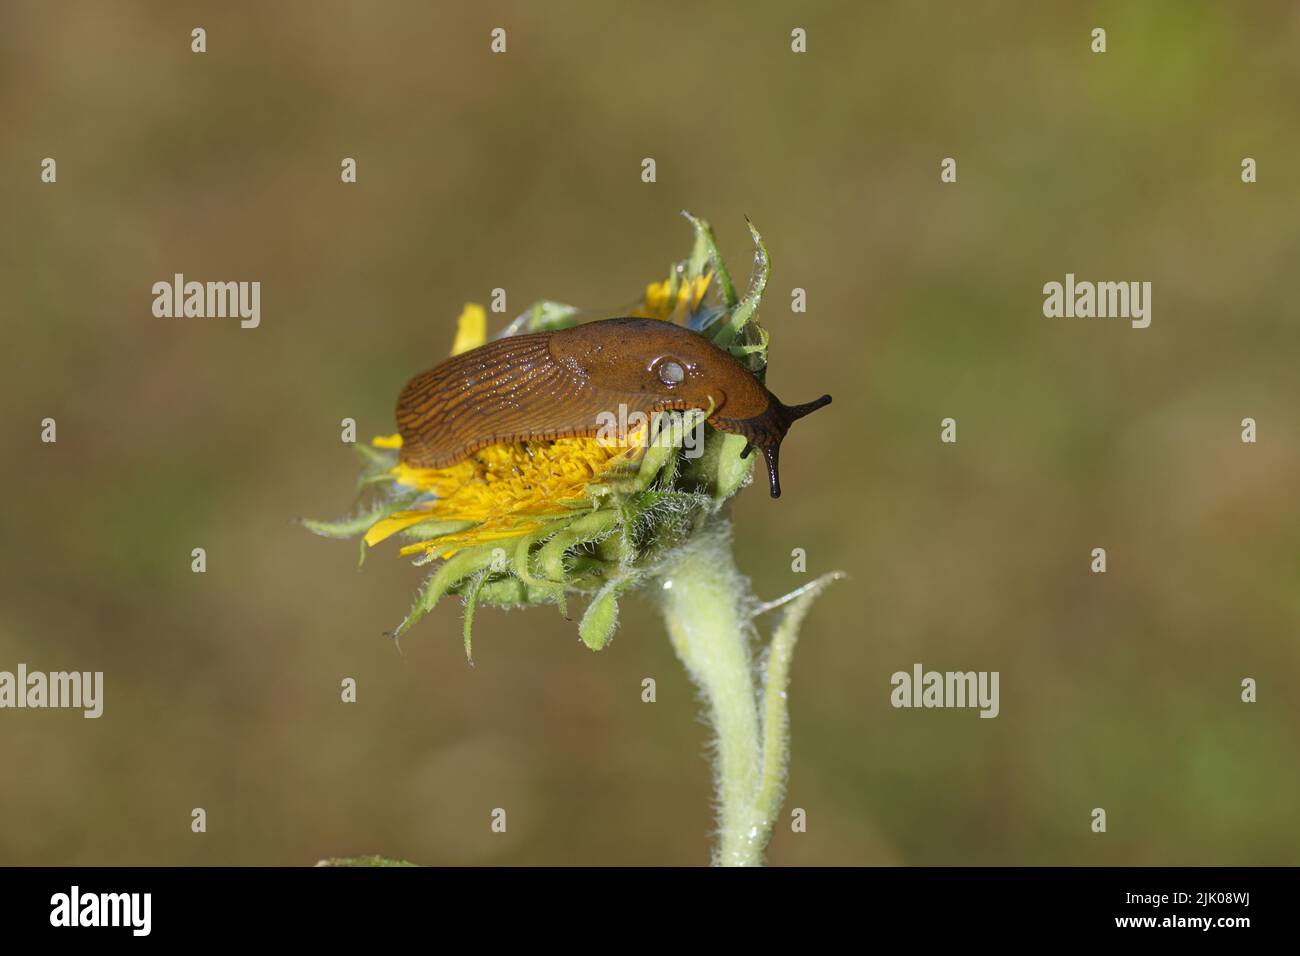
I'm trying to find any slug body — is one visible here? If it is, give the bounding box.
[396,318,830,497]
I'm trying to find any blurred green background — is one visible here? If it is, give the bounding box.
[2,0,1298,866]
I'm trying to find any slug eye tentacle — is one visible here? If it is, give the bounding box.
[778,393,833,424]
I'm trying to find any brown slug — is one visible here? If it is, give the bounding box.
[395,317,831,497]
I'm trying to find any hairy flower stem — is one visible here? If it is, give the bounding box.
[656,518,774,866]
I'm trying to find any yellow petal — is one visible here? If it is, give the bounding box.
[372,433,403,449]
[397,520,548,557]
[630,273,711,321]
[370,429,651,555]
[451,303,488,356]
[364,510,437,547]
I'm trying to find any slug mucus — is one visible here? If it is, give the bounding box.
[395,317,831,498]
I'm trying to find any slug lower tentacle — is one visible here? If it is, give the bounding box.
[396,317,831,497]
[733,394,834,498]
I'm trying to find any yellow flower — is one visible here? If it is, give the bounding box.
[361,303,651,559]
[306,212,761,653]
[632,273,711,322]
[364,431,647,557]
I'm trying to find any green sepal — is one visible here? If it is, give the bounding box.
[461,570,489,662]
[679,427,753,501]
[398,518,475,541]
[301,490,423,540]
[475,578,562,608]
[579,575,637,651]
[681,211,737,307]
[392,544,501,639]
[499,300,580,337]
[713,219,769,357]
[353,442,398,476]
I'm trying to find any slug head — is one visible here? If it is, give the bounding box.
[548,318,771,419]
[551,318,830,498]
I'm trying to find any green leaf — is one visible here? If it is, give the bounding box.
[754,571,845,826]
